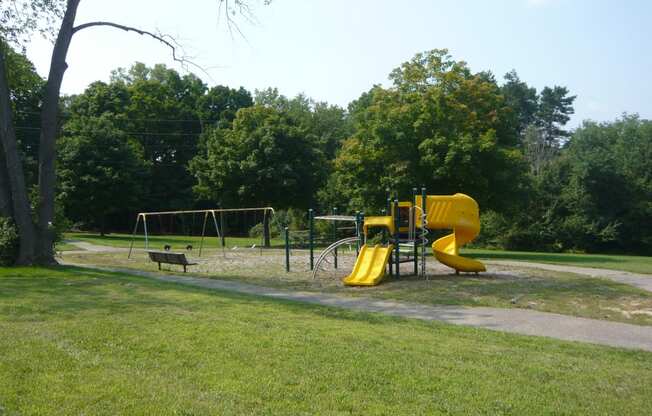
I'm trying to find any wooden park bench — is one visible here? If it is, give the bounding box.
[147,251,197,273]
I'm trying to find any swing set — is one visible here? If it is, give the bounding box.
[127,207,275,258]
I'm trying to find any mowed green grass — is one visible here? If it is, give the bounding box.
[65,231,285,250]
[55,242,82,252]
[463,248,652,274]
[64,250,652,326]
[1,267,652,415]
[345,271,652,326]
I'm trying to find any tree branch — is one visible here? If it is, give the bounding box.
[72,21,208,76]
[218,0,260,43]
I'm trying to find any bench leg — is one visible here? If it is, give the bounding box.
[183,265,187,273]
[158,262,161,270]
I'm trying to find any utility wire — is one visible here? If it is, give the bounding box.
[13,110,226,124]
[15,126,203,137]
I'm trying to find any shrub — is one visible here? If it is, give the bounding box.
[0,217,19,266]
[472,210,509,249]
[248,222,281,239]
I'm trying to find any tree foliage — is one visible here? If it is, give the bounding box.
[60,63,254,228]
[0,0,66,47]
[481,115,652,254]
[501,71,576,175]
[4,35,650,257]
[325,50,526,212]
[1,42,44,205]
[0,0,269,265]
[190,104,325,209]
[58,114,148,234]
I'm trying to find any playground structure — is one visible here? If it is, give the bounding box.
[125,193,484,287]
[127,207,275,258]
[310,188,485,286]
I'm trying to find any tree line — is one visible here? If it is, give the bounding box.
[2,45,651,263]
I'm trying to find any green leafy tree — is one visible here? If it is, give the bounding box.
[254,88,351,160]
[310,102,352,160]
[118,64,206,211]
[190,105,325,209]
[537,86,576,144]
[66,63,254,218]
[500,72,576,176]
[501,70,538,136]
[66,80,130,117]
[197,85,253,128]
[529,86,575,175]
[554,115,651,253]
[58,115,148,235]
[0,43,45,218]
[325,49,527,212]
[0,0,268,264]
[484,115,652,254]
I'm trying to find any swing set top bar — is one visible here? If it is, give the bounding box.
[128,206,275,259]
[136,207,275,217]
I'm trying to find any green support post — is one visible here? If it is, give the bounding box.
[393,199,400,279]
[220,211,226,248]
[308,208,314,271]
[387,190,394,276]
[422,187,427,277]
[355,211,361,255]
[263,209,271,248]
[285,227,290,272]
[413,187,418,275]
[332,207,338,269]
[421,187,427,218]
[388,205,393,277]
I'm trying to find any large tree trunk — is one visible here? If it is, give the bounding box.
[0,47,36,263]
[36,0,81,263]
[100,213,106,237]
[0,145,13,218]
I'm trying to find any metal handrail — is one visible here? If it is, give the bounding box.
[311,236,360,280]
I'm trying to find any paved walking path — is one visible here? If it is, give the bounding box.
[486,260,652,293]
[66,262,652,352]
[63,240,129,254]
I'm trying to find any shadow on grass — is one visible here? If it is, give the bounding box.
[4,263,651,329]
[0,265,401,326]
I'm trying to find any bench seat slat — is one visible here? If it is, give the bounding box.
[147,251,196,272]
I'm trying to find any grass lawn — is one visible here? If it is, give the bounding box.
[65,231,286,250]
[464,248,652,274]
[1,266,651,415]
[346,271,652,326]
[64,249,652,327]
[55,242,83,252]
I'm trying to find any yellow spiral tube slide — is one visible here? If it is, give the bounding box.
[415,193,486,273]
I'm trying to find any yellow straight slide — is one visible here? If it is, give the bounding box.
[343,244,394,286]
[416,193,486,273]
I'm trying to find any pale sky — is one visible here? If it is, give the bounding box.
[26,0,652,127]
